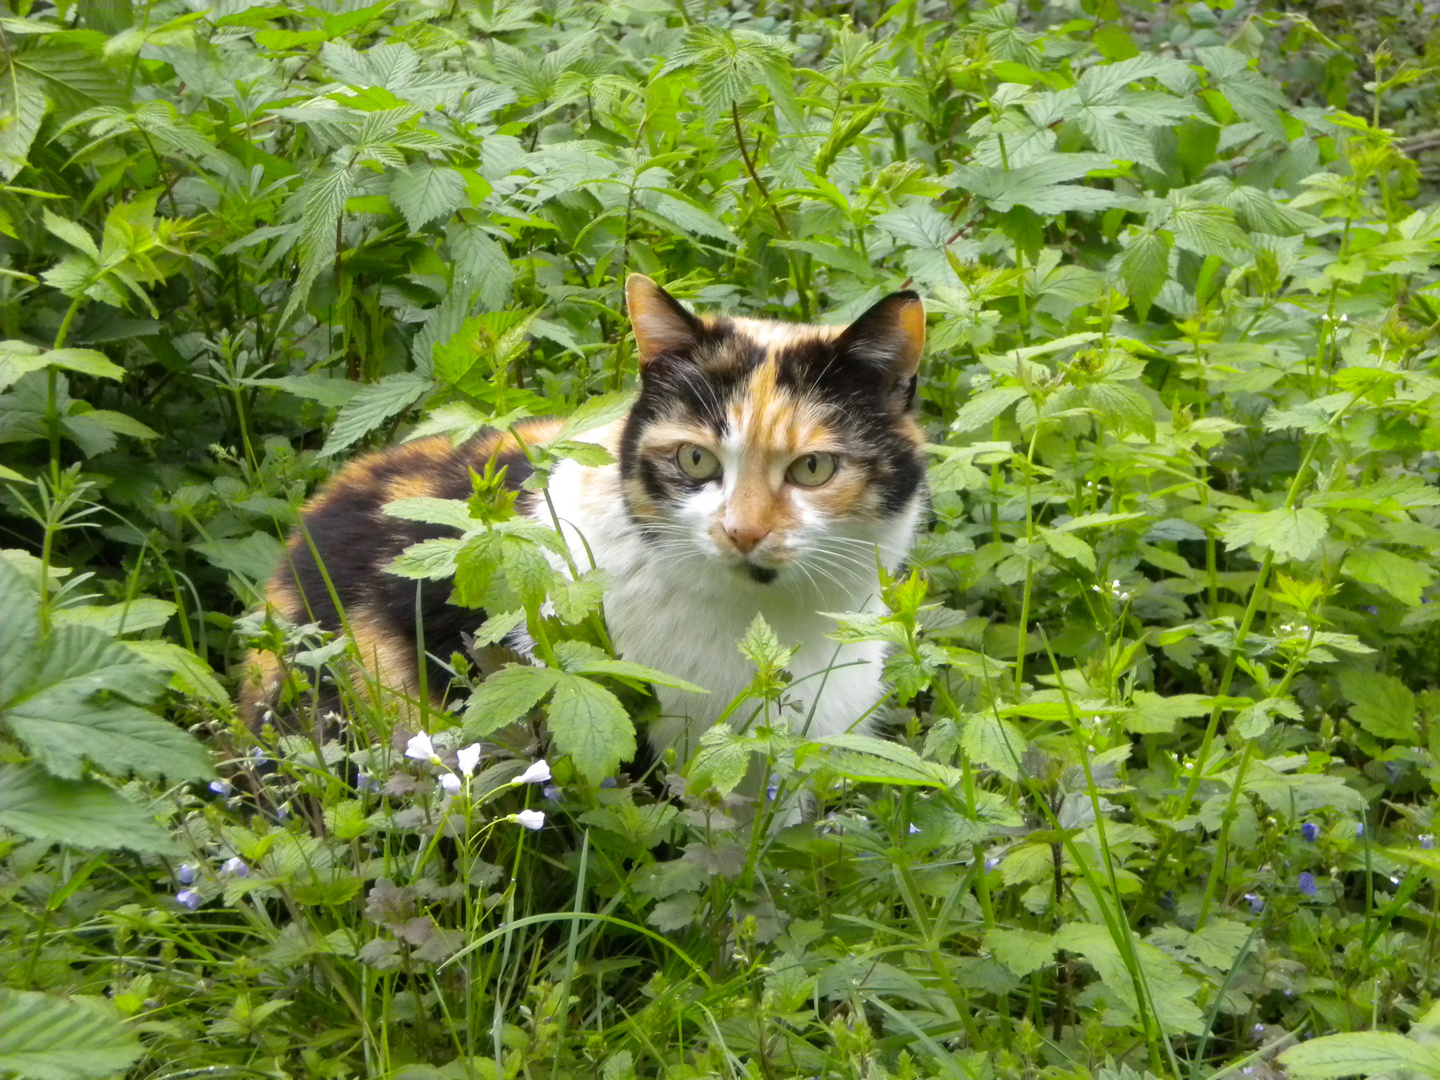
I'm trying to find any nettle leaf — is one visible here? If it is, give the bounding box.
[0,763,178,854]
[5,622,215,782]
[461,665,557,739]
[1118,229,1171,320]
[320,372,431,458]
[1122,692,1213,735]
[1280,1033,1440,1080]
[0,986,145,1080]
[960,714,1028,782]
[951,386,1027,433]
[1342,547,1434,607]
[0,341,123,391]
[1053,922,1205,1036]
[1167,198,1250,258]
[984,927,1058,976]
[949,153,1131,214]
[689,726,751,796]
[1218,508,1327,562]
[547,673,636,784]
[797,734,959,788]
[283,163,357,325]
[1337,669,1418,742]
[388,165,467,232]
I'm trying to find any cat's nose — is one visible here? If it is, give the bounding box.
[726,523,769,553]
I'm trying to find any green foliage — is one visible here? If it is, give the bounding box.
[2,0,1440,1078]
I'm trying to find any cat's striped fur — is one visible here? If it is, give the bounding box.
[240,275,927,758]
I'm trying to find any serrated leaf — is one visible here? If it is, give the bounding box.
[570,658,707,694]
[0,69,48,180]
[1119,229,1170,320]
[550,390,638,443]
[124,640,229,706]
[383,497,475,531]
[461,665,557,739]
[0,986,145,1080]
[1169,199,1249,258]
[52,597,174,635]
[1343,547,1434,607]
[243,374,364,407]
[984,927,1058,976]
[1038,525,1096,572]
[546,673,636,784]
[0,764,178,853]
[688,725,751,796]
[1337,669,1417,742]
[799,733,958,788]
[389,165,467,232]
[1053,922,1205,1035]
[1279,1033,1440,1080]
[1122,692,1213,734]
[3,621,213,782]
[320,372,431,458]
[1218,507,1327,562]
[960,714,1028,782]
[951,386,1027,433]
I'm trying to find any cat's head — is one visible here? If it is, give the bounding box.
[619,274,926,587]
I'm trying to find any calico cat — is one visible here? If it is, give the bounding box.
[240,275,927,760]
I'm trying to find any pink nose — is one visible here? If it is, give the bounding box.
[726,523,769,553]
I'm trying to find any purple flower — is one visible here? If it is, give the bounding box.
[176,863,196,886]
[542,784,561,804]
[209,778,233,796]
[984,854,1000,873]
[766,782,780,802]
[1300,822,1319,842]
[1244,892,1264,914]
[221,857,249,878]
[907,823,921,835]
[1423,834,1435,850]
[356,772,380,794]
[1357,822,1366,838]
[1298,872,1318,896]
[176,888,201,910]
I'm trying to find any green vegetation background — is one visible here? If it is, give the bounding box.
[3,0,1440,1078]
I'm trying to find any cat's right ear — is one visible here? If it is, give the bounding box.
[627,274,702,369]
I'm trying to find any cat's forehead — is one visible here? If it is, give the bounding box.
[701,314,844,356]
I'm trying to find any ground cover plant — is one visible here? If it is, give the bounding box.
[3,0,1440,1077]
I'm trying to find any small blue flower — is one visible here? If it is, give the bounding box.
[221,857,249,878]
[907,823,921,835]
[1356,822,1366,838]
[1300,822,1319,842]
[356,772,380,794]
[765,782,780,801]
[1298,872,1318,896]
[1244,892,1264,914]
[209,778,233,796]
[176,863,196,886]
[1423,834,1435,850]
[1385,762,1402,785]
[542,784,561,804]
[984,854,1000,873]
[599,777,617,789]
[176,888,201,911]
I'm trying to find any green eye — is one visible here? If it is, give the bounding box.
[787,452,837,487]
[676,443,721,481]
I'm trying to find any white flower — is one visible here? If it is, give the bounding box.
[456,743,482,778]
[405,731,440,765]
[438,773,462,796]
[510,809,545,830]
[513,759,551,786]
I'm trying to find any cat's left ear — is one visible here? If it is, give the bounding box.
[835,290,926,389]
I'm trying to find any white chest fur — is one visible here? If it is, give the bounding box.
[541,448,920,758]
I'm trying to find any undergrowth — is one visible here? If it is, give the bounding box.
[3,1,1440,1078]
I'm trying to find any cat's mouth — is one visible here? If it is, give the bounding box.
[745,564,778,585]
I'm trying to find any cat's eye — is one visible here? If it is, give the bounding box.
[787,452,838,487]
[676,443,721,481]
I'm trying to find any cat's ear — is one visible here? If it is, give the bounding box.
[627,274,702,369]
[835,290,926,382]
